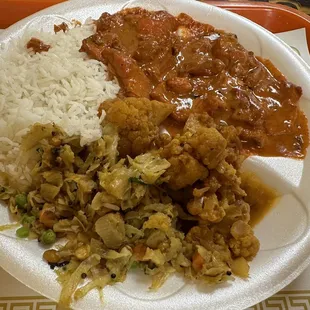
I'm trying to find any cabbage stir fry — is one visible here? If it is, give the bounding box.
[0,102,276,307]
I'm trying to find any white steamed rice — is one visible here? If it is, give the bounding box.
[0,21,120,188]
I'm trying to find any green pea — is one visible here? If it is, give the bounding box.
[16,227,29,238]
[130,261,139,269]
[15,194,27,209]
[41,229,56,245]
[21,214,36,226]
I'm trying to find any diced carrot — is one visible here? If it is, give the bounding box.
[192,251,205,272]
[133,243,147,261]
[39,209,57,228]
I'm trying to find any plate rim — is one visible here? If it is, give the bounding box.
[1,1,310,310]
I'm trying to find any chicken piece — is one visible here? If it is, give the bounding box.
[230,89,266,126]
[187,193,225,223]
[177,37,225,77]
[166,77,192,94]
[136,10,179,36]
[82,32,124,53]
[134,12,177,62]
[184,56,225,77]
[54,22,69,33]
[170,109,192,124]
[134,38,163,62]
[164,153,208,190]
[101,48,151,98]
[191,96,226,118]
[212,34,253,71]
[101,97,174,157]
[27,38,50,54]
[177,13,214,37]
[228,220,260,260]
[81,35,151,98]
[80,36,106,60]
[97,11,125,30]
[150,83,170,104]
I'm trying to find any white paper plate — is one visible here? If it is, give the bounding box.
[1,1,310,309]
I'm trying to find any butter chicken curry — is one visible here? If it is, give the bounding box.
[81,8,309,158]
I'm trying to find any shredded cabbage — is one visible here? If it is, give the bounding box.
[59,254,101,307]
[0,113,272,308]
[129,153,170,184]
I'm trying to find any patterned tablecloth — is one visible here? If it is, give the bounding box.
[1,26,310,310]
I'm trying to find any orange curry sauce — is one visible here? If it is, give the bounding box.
[81,8,309,158]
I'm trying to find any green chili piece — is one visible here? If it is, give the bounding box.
[128,177,147,185]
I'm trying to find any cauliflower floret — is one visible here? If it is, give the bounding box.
[160,113,231,189]
[183,113,227,169]
[186,226,232,262]
[183,112,216,133]
[224,199,250,224]
[187,127,227,169]
[143,212,171,232]
[193,245,229,278]
[101,97,174,157]
[218,125,243,168]
[187,193,226,222]
[229,220,260,260]
[164,153,208,190]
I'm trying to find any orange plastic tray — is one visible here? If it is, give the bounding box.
[0,0,66,29]
[1,0,310,50]
[206,1,310,50]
